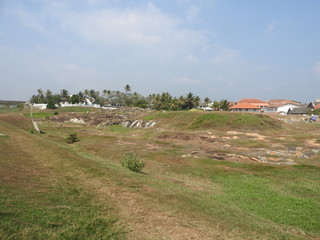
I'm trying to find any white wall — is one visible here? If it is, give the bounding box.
[277,104,301,113]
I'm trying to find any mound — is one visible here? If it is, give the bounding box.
[190,112,282,131]
[0,114,33,131]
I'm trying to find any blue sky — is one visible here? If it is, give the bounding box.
[1,0,320,102]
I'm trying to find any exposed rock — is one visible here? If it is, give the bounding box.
[70,118,85,124]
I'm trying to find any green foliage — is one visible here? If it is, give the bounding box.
[219,99,230,111]
[54,111,59,115]
[120,152,145,173]
[65,133,80,144]
[150,92,201,111]
[70,94,80,104]
[47,100,57,109]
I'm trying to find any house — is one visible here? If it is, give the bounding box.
[287,104,310,115]
[265,103,302,114]
[0,100,26,108]
[308,100,320,110]
[237,98,269,108]
[229,102,262,112]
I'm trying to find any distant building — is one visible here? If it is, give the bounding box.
[229,102,262,112]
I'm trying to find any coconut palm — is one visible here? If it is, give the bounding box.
[60,89,70,103]
[219,99,230,111]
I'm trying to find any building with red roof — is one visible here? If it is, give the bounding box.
[229,102,262,112]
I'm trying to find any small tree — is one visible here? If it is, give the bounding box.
[120,152,145,173]
[47,99,57,109]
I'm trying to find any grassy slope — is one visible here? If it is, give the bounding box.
[0,115,124,240]
[1,111,320,240]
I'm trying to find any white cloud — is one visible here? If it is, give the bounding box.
[209,48,239,64]
[13,7,49,35]
[186,6,200,21]
[47,2,206,50]
[184,54,199,63]
[314,62,320,77]
[265,21,277,34]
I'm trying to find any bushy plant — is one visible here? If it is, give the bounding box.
[65,133,79,144]
[120,152,145,173]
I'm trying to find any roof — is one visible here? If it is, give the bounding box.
[287,105,309,114]
[268,99,300,106]
[238,98,267,104]
[267,102,301,108]
[230,102,262,109]
[314,103,320,110]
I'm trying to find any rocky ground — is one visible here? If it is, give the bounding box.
[48,110,320,165]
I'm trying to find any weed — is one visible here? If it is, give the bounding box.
[65,133,80,144]
[120,152,145,173]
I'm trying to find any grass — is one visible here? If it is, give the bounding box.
[0,120,124,240]
[189,112,282,131]
[56,106,95,112]
[1,110,320,240]
[230,139,268,148]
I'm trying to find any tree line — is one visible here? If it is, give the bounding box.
[30,85,230,111]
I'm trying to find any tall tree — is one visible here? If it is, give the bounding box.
[124,84,131,94]
[78,91,86,104]
[219,99,230,111]
[204,97,211,106]
[185,92,196,110]
[213,101,220,111]
[60,89,70,102]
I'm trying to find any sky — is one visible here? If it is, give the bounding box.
[0,0,320,103]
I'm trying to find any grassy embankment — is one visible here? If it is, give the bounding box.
[0,109,320,239]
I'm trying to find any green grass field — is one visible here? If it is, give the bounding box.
[0,110,319,240]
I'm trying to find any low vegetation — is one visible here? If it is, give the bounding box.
[190,112,282,130]
[0,109,319,240]
[120,152,145,173]
[65,133,80,144]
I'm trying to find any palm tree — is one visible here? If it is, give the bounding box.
[204,97,211,106]
[124,84,132,107]
[78,91,86,104]
[60,89,70,103]
[185,92,196,110]
[124,84,131,94]
[37,88,45,103]
[219,99,230,111]
[213,101,220,111]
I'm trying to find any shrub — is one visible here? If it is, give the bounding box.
[65,133,80,144]
[120,152,145,173]
[54,111,59,115]
[47,100,57,109]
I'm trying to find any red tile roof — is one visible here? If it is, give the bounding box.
[238,98,267,103]
[314,103,320,110]
[230,102,262,109]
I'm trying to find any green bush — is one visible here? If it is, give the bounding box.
[47,100,57,109]
[120,152,145,173]
[65,133,80,144]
